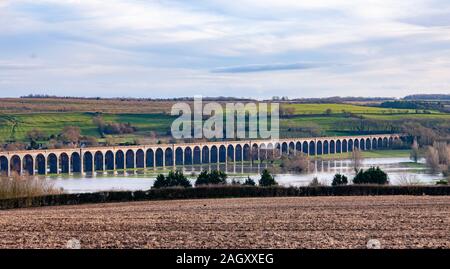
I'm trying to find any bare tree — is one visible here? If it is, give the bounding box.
[410,139,420,163]
[401,122,437,146]
[81,136,98,146]
[279,153,312,173]
[351,148,363,171]
[25,128,45,141]
[434,142,450,165]
[4,142,26,151]
[425,146,440,173]
[60,126,81,144]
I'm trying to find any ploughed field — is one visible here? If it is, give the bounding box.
[0,196,449,249]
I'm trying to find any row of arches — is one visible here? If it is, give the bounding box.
[0,136,399,176]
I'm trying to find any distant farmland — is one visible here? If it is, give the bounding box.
[282,103,419,115]
[0,98,177,114]
[0,112,176,142]
[0,98,449,143]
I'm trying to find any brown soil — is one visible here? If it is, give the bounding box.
[0,196,449,249]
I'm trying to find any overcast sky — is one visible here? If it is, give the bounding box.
[1,0,450,98]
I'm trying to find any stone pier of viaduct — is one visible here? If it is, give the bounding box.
[0,134,403,176]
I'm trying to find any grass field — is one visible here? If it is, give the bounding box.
[1,112,376,141]
[0,113,97,141]
[0,98,449,144]
[0,112,175,142]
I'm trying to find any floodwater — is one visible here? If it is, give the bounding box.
[41,157,444,193]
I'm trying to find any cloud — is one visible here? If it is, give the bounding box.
[1,0,450,97]
[0,61,42,70]
[211,62,322,73]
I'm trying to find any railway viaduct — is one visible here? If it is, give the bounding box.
[0,134,403,176]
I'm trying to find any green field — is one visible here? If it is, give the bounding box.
[0,113,97,141]
[0,102,448,144]
[0,112,175,142]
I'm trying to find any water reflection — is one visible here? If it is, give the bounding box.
[44,157,443,193]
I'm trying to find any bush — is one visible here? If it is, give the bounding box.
[103,122,137,135]
[195,170,227,186]
[80,136,98,146]
[353,167,388,185]
[243,176,256,186]
[152,170,192,189]
[259,169,277,187]
[308,177,325,187]
[332,173,348,186]
[153,174,167,189]
[93,115,137,135]
[230,177,257,186]
[230,179,241,185]
[26,128,46,142]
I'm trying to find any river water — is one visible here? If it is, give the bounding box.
[41,157,444,193]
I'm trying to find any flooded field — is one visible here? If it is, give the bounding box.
[40,156,444,194]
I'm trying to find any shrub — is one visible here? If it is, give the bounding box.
[26,128,46,142]
[308,177,325,187]
[153,174,167,189]
[195,170,227,186]
[80,136,98,146]
[353,166,388,185]
[152,170,192,189]
[230,179,241,185]
[93,115,137,135]
[243,176,256,186]
[259,169,277,186]
[332,173,348,186]
[103,122,137,135]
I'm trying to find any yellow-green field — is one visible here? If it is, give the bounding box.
[283,103,420,115]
